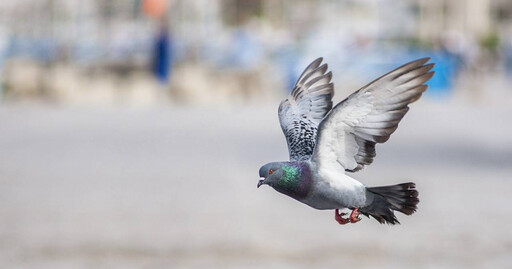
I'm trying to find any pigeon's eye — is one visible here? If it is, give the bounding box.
[269,169,274,175]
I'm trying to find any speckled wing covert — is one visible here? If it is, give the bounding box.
[278,58,334,161]
[312,58,434,172]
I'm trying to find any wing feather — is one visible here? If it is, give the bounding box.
[278,58,334,161]
[311,58,435,172]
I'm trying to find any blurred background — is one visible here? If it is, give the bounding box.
[0,0,511,268]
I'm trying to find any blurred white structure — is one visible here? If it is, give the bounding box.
[0,0,511,105]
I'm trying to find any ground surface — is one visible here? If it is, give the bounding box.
[0,100,511,268]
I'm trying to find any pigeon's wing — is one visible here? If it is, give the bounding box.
[312,58,434,172]
[278,58,334,161]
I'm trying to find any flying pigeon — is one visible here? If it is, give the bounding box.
[258,57,434,224]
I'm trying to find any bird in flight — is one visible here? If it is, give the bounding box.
[258,57,434,225]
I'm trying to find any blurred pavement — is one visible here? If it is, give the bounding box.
[0,99,511,268]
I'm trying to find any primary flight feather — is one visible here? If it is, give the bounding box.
[258,57,434,225]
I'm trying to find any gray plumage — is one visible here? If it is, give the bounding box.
[316,58,434,172]
[278,58,334,161]
[259,57,434,225]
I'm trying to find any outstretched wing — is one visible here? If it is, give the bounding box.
[312,58,435,172]
[278,58,334,161]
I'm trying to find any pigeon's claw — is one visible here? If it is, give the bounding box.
[335,209,350,225]
[349,208,361,223]
[335,208,362,225]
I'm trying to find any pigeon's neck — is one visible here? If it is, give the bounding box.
[274,162,312,199]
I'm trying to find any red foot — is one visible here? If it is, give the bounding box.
[335,208,361,225]
[335,209,349,225]
[349,208,361,223]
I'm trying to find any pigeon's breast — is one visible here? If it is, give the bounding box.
[300,167,366,210]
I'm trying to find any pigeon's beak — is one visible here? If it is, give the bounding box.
[257,178,265,188]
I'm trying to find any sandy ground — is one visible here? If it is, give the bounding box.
[0,100,511,268]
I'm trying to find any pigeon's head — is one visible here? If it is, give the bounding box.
[257,162,311,199]
[257,162,287,188]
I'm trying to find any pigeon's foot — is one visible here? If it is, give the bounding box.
[335,209,361,225]
[349,208,361,223]
[335,209,350,225]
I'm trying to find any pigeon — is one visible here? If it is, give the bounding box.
[258,57,434,225]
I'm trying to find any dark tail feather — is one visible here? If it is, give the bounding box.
[360,182,419,225]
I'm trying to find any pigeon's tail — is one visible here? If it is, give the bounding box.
[360,182,419,225]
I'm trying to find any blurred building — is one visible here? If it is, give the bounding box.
[0,0,511,105]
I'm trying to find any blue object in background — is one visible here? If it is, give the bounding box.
[426,51,458,98]
[153,28,173,83]
[399,49,459,99]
